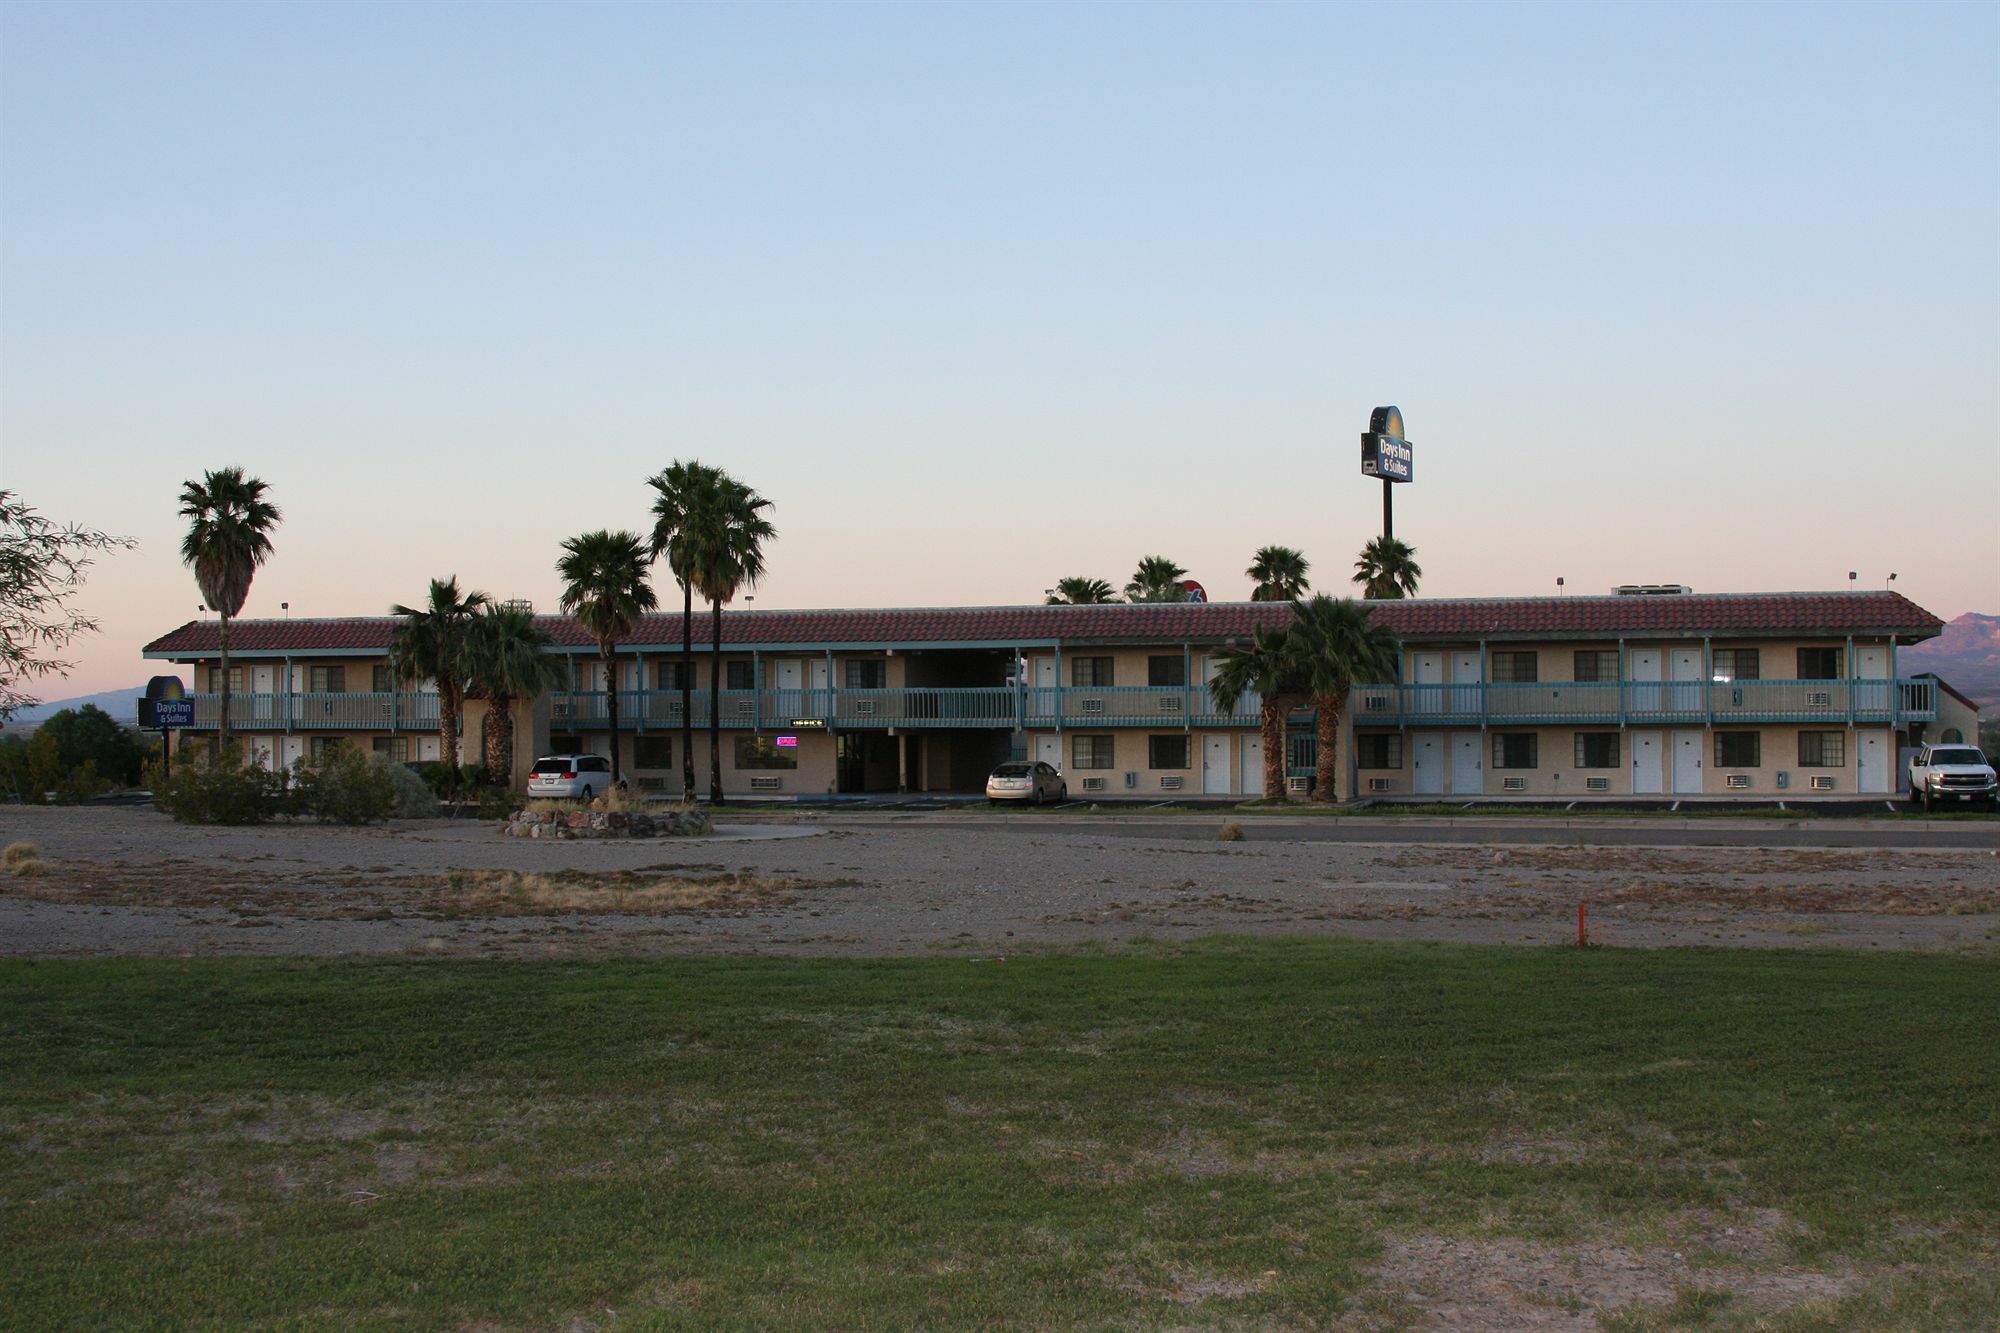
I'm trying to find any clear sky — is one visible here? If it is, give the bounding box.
[3,0,1995,697]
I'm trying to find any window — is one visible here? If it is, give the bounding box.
[1797,731,1845,767]
[547,734,582,755]
[209,666,242,693]
[734,736,797,769]
[844,659,885,689]
[1147,655,1186,687]
[1715,731,1761,767]
[1572,651,1618,683]
[309,736,346,762]
[1573,733,1620,768]
[372,665,396,692]
[1148,735,1190,769]
[655,660,691,691]
[372,736,409,764]
[308,665,347,692]
[1489,651,1538,683]
[1492,733,1538,769]
[726,660,756,690]
[1071,657,1115,687]
[1072,734,1114,769]
[1711,648,1760,681]
[1797,648,1842,680]
[634,735,672,770]
[1355,733,1403,769]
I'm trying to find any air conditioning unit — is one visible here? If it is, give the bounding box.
[1502,777,1527,792]
[734,699,755,716]
[1585,777,1610,792]
[1725,774,1750,789]
[1287,776,1310,793]
[552,700,572,721]
[1367,777,1391,793]
[749,776,782,791]
[1364,694,1391,711]
[1809,775,1836,791]
[1082,698,1104,714]
[1159,696,1182,713]
[853,699,876,715]
[1082,777,1108,793]
[637,777,667,791]
[1159,775,1184,791]
[1807,691,1832,709]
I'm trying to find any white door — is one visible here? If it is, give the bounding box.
[1413,653,1444,715]
[250,665,276,720]
[1450,732,1481,794]
[1202,734,1232,794]
[1450,651,1480,714]
[1632,644,1664,712]
[1631,730,1664,794]
[776,659,802,690]
[1240,734,1264,796]
[1858,731,1889,793]
[1672,731,1702,793]
[1200,655,1228,719]
[1411,732,1445,795]
[1671,648,1702,714]
[1034,733,1061,770]
[1854,645,1890,716]
[1032,657,1056,717]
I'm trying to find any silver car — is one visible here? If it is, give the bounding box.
[986,760,1066,805]
[526,754,614,800]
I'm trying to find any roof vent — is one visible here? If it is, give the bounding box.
[500,599,534,615]
[1611,584,1693,596]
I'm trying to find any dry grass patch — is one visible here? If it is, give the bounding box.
[424,867,824,916]
[3,842,48,878]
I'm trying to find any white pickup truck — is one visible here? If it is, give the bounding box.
[1906,744,1998,810]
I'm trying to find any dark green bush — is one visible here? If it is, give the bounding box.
[304,748,396,825]
[152,750,282,824]
[418,761,490,801]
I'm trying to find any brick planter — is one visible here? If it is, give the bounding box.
[501,807,714,839]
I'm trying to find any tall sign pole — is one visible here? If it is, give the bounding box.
[1359,405,1413,540]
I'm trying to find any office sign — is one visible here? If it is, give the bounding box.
[787,718,827,730]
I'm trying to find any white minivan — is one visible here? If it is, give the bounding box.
[527,754,614,801]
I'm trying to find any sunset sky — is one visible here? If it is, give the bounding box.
[3,0,1995,699]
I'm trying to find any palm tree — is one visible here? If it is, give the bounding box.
[178,468,281,752]
[648,460,723,800]
[1045,577,1116,605]
[390,576,490,775]
[1206,623,1307,800]
[1124,555,1188,604]
[1288,595,1402,803]
[1354,536,1422,600]
[681,472,776,804]
[1247,546,1310,602]
[557,530,658,786]
[464,603,559,784]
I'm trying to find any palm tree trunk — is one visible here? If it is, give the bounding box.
[680,582,695,801]
[1260,695,1286,799]
[708,599,724,806]
[218,612,233,754]
[486,694,513,784]
[602,644,622,785]
[1314,691,1343,804]
[439,681,460,774]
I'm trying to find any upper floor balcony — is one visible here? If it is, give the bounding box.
[1351,677,1936,727]
[176,691,442,731]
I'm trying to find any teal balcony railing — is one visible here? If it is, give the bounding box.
[181,692,442,731]
[1353,677,1935,727]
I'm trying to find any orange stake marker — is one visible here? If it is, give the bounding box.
[1577,901,1588,948]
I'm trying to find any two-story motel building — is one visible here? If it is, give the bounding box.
[142,588,1973,801]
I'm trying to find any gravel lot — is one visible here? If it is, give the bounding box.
[2,804,1997,958]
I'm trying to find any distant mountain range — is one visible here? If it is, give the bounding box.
[1903,613,2000,710]
[8,686,149,726]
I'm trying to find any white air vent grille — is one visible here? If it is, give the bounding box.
[1806,690,1831,709]
[1502,777,1528,792]
[1809,775,1835,791]
[1585,777,1610,792]
[1725,774,1750,789]
[1081,777,1107,793]
[1081,698,1104,715]
[853,699,876,715]
[638,777,667,791]
[1159,776,1183,791]
[749,776,782,791]
[1364,694,1392,711]
[1287,776,1310,793]
[1159,695,1182,713]
[733,699,754,716]
[1367,777,1391,793]
[552,701,572,721]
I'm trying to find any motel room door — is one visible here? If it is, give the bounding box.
[1411,732,1445,795]
[774,659,802,690]
[1239,734,1264,796]
[1202,734,1232,795]
[1631,731,1665,794]
[250,664,276,721]
[1035,733,1061,771]
[1671,648,1703,713]
[1450,733,1482,795]
[1628,650,1663,714]
[1672,731,1703,794]
[1857,731,1889,793]
[1449,651,1481,715]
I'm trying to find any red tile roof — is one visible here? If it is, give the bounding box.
[143,590,1943,658]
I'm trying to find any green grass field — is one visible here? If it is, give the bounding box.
[3,942,1995,1328]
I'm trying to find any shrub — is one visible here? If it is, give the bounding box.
[477,785,524,819]
[153,750,282,825]
[1216,821,1245,842]
[418,761,490,801]
[385,760,438,818]
[304,748,397,825]
[3,841,39,868]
